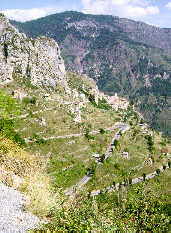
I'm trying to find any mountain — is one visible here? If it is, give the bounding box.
[0,14,171,232]
[11,11,171,137]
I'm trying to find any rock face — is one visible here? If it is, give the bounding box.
[0,14,67,88]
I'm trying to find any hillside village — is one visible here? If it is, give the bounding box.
[0,14,170,232]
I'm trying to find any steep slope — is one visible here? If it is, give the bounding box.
[0,17,171,232]
[11,11,171,54]
[0,13,66,88]
[11,11,171,137]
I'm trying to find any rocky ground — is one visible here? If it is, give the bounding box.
[0,183,41,233]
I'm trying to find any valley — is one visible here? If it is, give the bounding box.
[0,13,170,232]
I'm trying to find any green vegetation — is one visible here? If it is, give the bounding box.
[0,118,25,146]
[0,90,24,145]
[39,180,170,232]
[0,72,170,232]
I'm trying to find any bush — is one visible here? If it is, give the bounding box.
[114,163,120,170]
[0,118,25,146]
[22,96,37,105]
[129,177,132,184]
[113,139,119,149]
[30,134,46,145]
[112,181,116,186]
[85,128,94,140]
[86,162,96,175]
[150,156,155,163]
[99,128,105,134]
[100,154,105,163]
[163,165,166,170]
[142,173,146,181]
[130,100,134,106]
[156,169,160,175]
[98,98,112,110]
[145,135,154,152]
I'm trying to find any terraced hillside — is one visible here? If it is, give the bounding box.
[0,16,170,232]
[0,69,171,231]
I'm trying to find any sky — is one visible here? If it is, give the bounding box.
[0,0,171,28]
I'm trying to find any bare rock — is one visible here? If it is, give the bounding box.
[0,14,67,89]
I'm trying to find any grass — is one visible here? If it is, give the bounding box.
[0,72,171,225]
[0,134,36,178]
[25,130,118,189]
[85,122,171,192]
[0,133,58,217]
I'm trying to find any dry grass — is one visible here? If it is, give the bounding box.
[0,134,36,177]
[0,133,60,218]
[21,171,61,218]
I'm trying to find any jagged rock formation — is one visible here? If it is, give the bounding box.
[0,13,66,88]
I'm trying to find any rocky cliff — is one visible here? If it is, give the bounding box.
[0,13,66,88]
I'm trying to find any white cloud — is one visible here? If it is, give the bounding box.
[81,0,159,19]
[146,6,159,15]
[1,8,60,22]
[82,0,108,14]
[125,5,159,18]
[166,2,171,9]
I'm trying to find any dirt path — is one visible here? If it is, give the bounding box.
[24,122,126,142]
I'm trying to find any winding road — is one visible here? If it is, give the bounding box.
[90,164,170,197]
[64,122,130,196]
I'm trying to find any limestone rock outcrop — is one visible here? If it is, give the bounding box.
[0,14,67,88]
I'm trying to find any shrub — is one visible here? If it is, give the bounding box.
[145,135,154,152]
[0,118,25,146]
[150,156,155,163]
[142,173,146,181]
[85,128,94,140]
[163,165,166,170]
[30,96,36,104]
[22,96,36,105]
[156,169,160,175]
[130,100,134,106]
[100,154,105,163]
[129,177,132,184]
[113,139,119,149]
[114,163,120,170]
[86,163,96,175]
[98,98,112,110]
[99,128,105,134]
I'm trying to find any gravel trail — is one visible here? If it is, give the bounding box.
[0,183,41,233]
